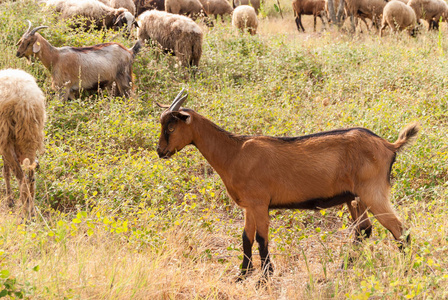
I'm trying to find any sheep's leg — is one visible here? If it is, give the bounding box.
[299,14,305,31]
[237,208,256,281]
[2,147,24,209]
[319,12,327,31]
[254,207,273,279]
[294,15,301,32]
[21,167,36,218]
[350,14,356,33]
[2,161,13,208]
[379,23,387,37]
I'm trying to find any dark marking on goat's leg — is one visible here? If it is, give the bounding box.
[237,209,256,281]
[237,230,254,281]
[256,232,273,278]
[314,15,317,32]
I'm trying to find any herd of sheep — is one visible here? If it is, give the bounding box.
[295,0,448,35]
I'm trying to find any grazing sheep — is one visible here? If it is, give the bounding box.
[292,0,327,32]
[48,0,137,33]
[0,69,46,218]
[98,0,136,15]
[408,0,448,30]
[165,0,214,26]
[16,21,142,101]
[199,0,233,20]
[380,0,417,36]
[134,0,165,15]
[137,10,203,67]
[232,5,258,35]
[325,0,346,25]
[345,0,388,32]
[156,89,419,280]
[232,0,260,14]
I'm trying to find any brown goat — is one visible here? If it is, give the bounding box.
[157,90,419,280]
[16,22,141,102]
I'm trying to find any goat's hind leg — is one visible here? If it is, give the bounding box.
[360,187,409,250]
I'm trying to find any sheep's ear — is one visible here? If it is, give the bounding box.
[133,20,140,28]
[32,41,41,53]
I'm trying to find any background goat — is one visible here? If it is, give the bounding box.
[157,89,419,280]
[0,69,46,218]
[16,21,141,102]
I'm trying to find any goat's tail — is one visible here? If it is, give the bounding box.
[130,40,142,58]
[391,122,420,152]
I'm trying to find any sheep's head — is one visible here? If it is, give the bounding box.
[157,89,194,159]
[112,9,138,32]
[16,21,48,60]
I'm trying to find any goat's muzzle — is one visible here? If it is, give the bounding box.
[16,51,22,58]
[157,146,171,159]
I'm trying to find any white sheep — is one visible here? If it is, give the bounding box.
[232,5,258,35]
[137,10,203,67]
[98,0,136,15]
[16,22,142,101]
[380,0,417,36]
[199,0,233,20]
[46,0,136,33]
[232,0,260,15]
[408,0,448,30]
[0,69,46,218]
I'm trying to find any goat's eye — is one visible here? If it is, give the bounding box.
[167,124,175,132]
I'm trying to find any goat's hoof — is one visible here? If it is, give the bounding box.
[235,268,254,282]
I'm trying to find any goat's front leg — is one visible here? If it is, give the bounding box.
[237,209,256,281]
[255,207,273,279]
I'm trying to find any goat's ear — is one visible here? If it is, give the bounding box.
[32,41,41,53]
[177,111,192,124]
[156,102,169,109]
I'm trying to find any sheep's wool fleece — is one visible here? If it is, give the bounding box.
[0,69,46,154]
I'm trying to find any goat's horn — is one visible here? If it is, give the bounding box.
[170,93,188,112]
[25,20,32,34]
[169,88,186,111]
[29,26,48,36]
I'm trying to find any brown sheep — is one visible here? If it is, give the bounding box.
[408,0,448,30]
[292,0,327,32]
[199,0,233,20]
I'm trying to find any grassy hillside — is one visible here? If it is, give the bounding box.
[1,0,448,298]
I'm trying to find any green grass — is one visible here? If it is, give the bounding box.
[0,0,448,298]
